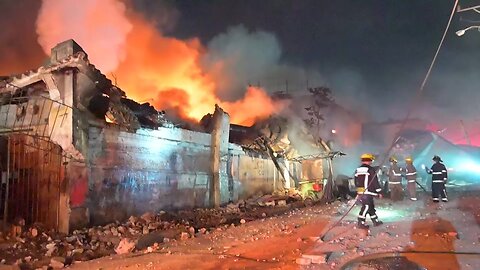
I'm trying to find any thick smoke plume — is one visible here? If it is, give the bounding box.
[36,0,132,73]
[34,0,285,126]
[2,0,475,150]
[0,0,45,74]
[203,25,326,101]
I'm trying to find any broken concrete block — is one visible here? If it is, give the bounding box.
[72,248,84,255]
[265,201,275,207]
[65,236,76,243]
[118,226,127,234]
[50,257,65,268]
[448,232,458,238]
[277,200,287,206]
[136,231,166,249]
[111,227,119,236]
[45,243,57,257]
[128,216,139,225]
[180,232,189,241]
[30,228,38,238]
[240,219,246,224]
[302,254,326,264]
[141,212,155,223]
[115,238,136,254]
[296,257,312,265]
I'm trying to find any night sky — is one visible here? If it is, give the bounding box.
[1,0,480,123]
[135,0,480,120]
[144,2,474,79]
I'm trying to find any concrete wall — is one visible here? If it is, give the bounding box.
[81,126,288,225]
[1,41,315,231]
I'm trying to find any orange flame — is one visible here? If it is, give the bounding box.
[113,14,281,126]
[35,0,281,126]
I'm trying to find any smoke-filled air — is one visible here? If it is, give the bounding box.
[34,0,292,126]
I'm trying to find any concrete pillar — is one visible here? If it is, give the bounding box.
[283,159,291,189]
[57,70,75,234]
[50,39,86,64]
[209,105,230,207]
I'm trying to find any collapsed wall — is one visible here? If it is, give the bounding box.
[1,40,305,232]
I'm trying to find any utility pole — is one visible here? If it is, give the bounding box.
[455,4,480,36]
[457,4,480,13]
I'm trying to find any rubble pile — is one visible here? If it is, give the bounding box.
[0,194,302,269]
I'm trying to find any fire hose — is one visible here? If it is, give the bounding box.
[414,179,428,193]
[318,0,459,242]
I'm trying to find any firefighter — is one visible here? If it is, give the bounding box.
[354,153,383,229]
[404,157,418,201]
[426,155,448,202]
[388,156,404,201]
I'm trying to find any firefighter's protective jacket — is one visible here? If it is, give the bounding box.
[405,164,417,182]
[354,164,382,196]
[428,163,447,183]
[389,163,403,183]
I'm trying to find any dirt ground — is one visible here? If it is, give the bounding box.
[59,189,480,270]
[64,204,336,270]
[1,188,479,270]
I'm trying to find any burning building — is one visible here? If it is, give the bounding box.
[0,40,329,233]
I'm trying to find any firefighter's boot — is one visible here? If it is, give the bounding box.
[357,219,369,230]
[372,219,384,227]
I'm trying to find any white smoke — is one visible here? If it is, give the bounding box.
[203,25,325,100]
[36,0,132,72]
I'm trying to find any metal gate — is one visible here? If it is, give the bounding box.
[1,84,72,231]
[1,134,64,230]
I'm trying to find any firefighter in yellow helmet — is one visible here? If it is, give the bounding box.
[388,156,404,201]
[354,153,383,229]
[404,157,418,201]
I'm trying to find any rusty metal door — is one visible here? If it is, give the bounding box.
[2,134,64,230]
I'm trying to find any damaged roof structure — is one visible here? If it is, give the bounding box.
[0,40,330,234]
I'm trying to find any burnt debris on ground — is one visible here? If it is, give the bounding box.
[0,194,304,269]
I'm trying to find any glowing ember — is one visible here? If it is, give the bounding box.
[105,116,114,124]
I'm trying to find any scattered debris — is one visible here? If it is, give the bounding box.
[296,257,312,265]
[180,232,189,241]
[30,228,38,238]
[115,238,136,255]
[0,193,303,268]
[448,232,458,238]
[302,254,327,264]
[50,257,65,269]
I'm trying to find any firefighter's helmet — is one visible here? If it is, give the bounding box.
[389,156,398,163]
[360,153,374,161]
[405,157,413,163]
[432,155,443,162]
